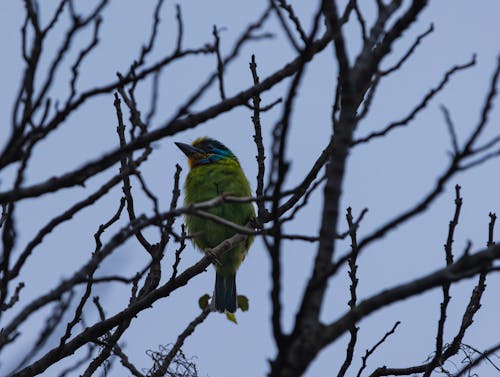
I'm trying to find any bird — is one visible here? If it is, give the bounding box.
[175,137,255,313]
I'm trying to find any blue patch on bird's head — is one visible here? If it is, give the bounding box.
[190,137,237,166]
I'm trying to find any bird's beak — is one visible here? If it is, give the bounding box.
[175,142,204,157]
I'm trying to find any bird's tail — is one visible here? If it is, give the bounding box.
[215,272,236,313]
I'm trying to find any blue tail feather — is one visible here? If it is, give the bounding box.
[215,273,236,313]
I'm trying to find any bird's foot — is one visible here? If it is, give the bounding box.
[206,248,222,265]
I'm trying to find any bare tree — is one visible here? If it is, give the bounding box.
[1,1,499,376]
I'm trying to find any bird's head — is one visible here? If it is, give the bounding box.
[175,137,236,168]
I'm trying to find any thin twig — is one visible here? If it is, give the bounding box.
[337,207,361,377]
[357,321,401,377]
[213,25,226,100]
[440,104,460,155]
[249,54,268,223]
[149,307,211,377]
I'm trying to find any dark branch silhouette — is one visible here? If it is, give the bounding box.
[1,1,499,377]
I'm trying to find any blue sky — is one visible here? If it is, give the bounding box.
[1,1,500,376]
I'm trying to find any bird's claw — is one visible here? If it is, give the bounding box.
[206,248,222,265]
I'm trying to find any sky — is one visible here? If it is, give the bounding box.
[1,1,500,376]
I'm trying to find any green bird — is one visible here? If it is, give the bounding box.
[175,137,255,313]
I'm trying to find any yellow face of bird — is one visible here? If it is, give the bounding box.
[188,138,210,168]
[175,137,236,168]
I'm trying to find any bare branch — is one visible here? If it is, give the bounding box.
[354,56,476,146]
[276,0,308,45]
[271,0,301,52]
[249,54,268,223]
[58,197,126,349]
[213,25,226,100]
[357,321,401,377]
[149,307,210,377]
[336,207,361,377]
[441,104,460,155]
[453,342,500,377]
[379,23,434,76]
[463,54,500,153]
[13,232,247,377]
[174,4,184,53]
[0,30,335,204]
